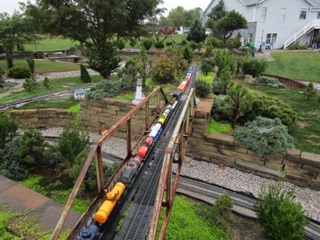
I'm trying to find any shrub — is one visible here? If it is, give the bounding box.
[43,77,50,89]
[154,41,164,50]
[152,56,176,84]
[0,111,18,149]
[247,94,297,126]
[142,39,153,51]
[85,79,128,99]
[18,126,51,167]
[303,82,318,101]
[8,66,31,79]
[241,58,267,78]
[183,47,194,64]
[254,180,308,240]
[58,117,89,164]
[80,64,92,83]
[194,80,212,97]
[206,37,224,48]
[210,194,234,232]
[166,41,173,47]
[219,83,253,128]
[201,61,213,76]
[211,95,229,121]
[213,49,236,74]
[213,65,232,95]
[232,117,295,156]
[23,78,39,92]
[0,66,4,80]
[129,38,137,47]
[117,40,125,50]
[255,76,285,88]
[181,39,188,45]
[289,42,307,50]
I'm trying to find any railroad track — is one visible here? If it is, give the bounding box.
[177,175,320,240]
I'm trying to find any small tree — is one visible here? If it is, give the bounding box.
[152,56,176,84]
[117,40,125,50]
[187,19,206,45]
[43,76,50,89]
[142,38,153,51]
[254,180,308,240]
[210,194,234,231]
[303,82,318,101]
[23,78,38,92]
[80,64,92,83]
[194,80,212,97]
[220,83,253,128]
[242,58,268,78]
[183,47,194,64]
[201,61,213,76]
[0,111,18,149]
[58,117,89,164]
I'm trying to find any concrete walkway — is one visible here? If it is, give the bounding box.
[0,175,81,235]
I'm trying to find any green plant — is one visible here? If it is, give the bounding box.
[142,38,153,51]
[66,104,81,113]
[151,56,176,84]
[117,40,125,50]
[194,79,212,97]
[303,82,318,101]
[201,59,215,76]
[254,180,308,240]
[58,117,89,164]
[183,47,194,64]
[23,78,39,92]
[242,58,268,77]
[206,37,224,48]
[43,76,50,88]
[289,42,307,50]
[154,40,165,49]
[219,83,253,128]
[255,76,285,88]
[232,117,295,156]
[0,66,4,80]
[205,119,232,134]
[210,194,234,232]
[248,94,297,126]
[0,111,18,149]
[8,65,31,79]
[85,79,128,99]
[213,49,236,74]
[80,64,92,83]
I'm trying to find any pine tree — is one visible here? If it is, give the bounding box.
[80,64,92,83]
[43,77,50,89]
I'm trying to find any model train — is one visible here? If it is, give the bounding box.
[78,66,194,240]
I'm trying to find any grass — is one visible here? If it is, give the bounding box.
[0,59,81,74]
[205,119,232,134]
[0,75,101,104]
[198,71,216,84]
[0,204,70,239]
[24,36,80,52]
[17,97,80,110]
[243,83,320,154]
[265,51,320,83]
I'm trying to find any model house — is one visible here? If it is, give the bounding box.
[73,88,86,100]
[202,0,320,49]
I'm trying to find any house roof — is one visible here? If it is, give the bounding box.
[239,0,265,6]
[310,0,320,7]
[74,89,86,94]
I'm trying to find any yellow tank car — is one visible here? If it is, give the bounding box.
[157,112,168,125]
[94,182,126,224]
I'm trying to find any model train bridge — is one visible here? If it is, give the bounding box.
[52,67,198,240]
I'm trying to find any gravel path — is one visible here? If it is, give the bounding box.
[39,127,320,222]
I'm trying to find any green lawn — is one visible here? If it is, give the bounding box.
[0,59,81,74]
[24,36,80,52]
[0,75,102,104]
[244,83,320,154]
[265,51,320,83]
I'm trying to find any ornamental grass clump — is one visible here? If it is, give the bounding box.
[232,116,294,156]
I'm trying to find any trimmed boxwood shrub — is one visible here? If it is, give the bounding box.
[8,66,31,79]
[232,117,294,156]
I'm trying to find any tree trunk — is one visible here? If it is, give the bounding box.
[5,51,14,69]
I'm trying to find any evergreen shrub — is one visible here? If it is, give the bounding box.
[254,180,308,240]
[0,111,18,149]
[303,82,318,101]
[255,76,285,88]
[80,64,92,83]
[194,80,211,97]
[85,79,129,99]
[241,58,267,78]
[232,117,294,156]
[142,39,153,51]
[8,66,31,79]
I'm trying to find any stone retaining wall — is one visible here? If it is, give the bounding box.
[79,98,158,140]
[10,108,75,128]
[187,98,320,189]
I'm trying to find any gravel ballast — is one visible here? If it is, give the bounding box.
[40,127,320,222]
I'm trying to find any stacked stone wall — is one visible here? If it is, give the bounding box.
[187,98,320,189]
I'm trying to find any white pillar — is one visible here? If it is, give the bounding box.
[132,79,144,105]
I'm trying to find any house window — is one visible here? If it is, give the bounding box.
[251,8,256,21]
[280,8,286,22]
[249,33,253,43]
[260,7,267,22]
[317,12,320,19]
[299,9,307,19]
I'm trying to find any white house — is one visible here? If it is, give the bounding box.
[202,0,320,49]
